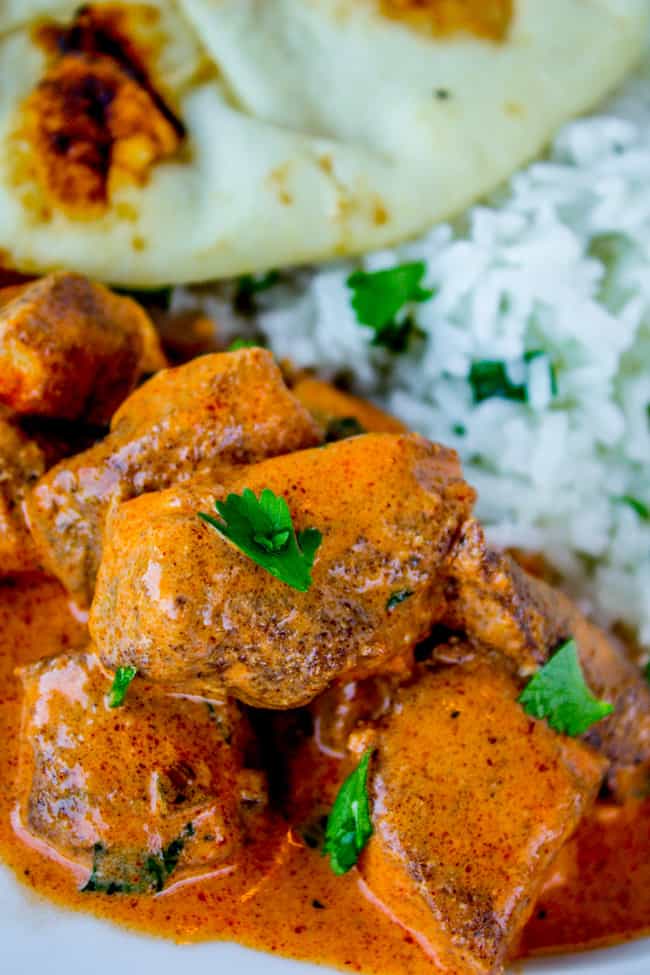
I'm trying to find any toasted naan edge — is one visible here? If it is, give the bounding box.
[0,0,647,286]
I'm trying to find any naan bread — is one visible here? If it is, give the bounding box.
[0,0,647,286]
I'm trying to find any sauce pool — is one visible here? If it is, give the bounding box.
[0,574,648,972]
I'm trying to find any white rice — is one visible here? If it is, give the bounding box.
[175,55,650,654]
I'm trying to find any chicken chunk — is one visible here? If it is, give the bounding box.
[357,657,606,975]
[0,414,45,574]
[444,519,650,800]
[15,651,267,893]
[25,349,321,605]
[0,272,165,423]
[90,434,475,708]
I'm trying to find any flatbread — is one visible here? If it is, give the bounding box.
[0,0,647,286]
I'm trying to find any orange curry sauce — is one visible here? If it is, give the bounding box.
[0,574,648,973]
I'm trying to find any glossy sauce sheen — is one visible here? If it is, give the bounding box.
[0,575,648,973]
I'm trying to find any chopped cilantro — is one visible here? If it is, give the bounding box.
[81,825,194,895]
[238,270,280,296]
[108,666,137,708]
[235,271,280,312]
[81,844,134,895]
[518,639,614,737]
[347,261,433,353]
[323,749,374,876]
[199,488,322,592]
[469,360,527,404]
[386,589,414,612]
[644,661,650,685]
[469,351,557,404]
[325,416,366,443]
[227,338,261,352]
[614,495,650,521]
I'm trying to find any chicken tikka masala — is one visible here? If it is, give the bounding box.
[0,271,649,975]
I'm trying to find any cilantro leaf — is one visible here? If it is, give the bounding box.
[82,824,194,895]
[108,666,137,708]
[237,270,280,296]
[518,639,614,736]
[469,360,527,404]
[644,661,650,686]
[347,261,433,352]
[235,271,280,313]
[323,749,374,876]
[386,589,413,612]
[227,338,261,352]
[614,495,650,521]
[199,488,322,592]
[469,352,557,405]
[325,416,366,443]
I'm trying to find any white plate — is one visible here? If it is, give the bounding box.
[2,862,649,975]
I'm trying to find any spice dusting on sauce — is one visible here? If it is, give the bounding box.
[378,0,513,42]
[0,575,649,973]
[12,5,183,214]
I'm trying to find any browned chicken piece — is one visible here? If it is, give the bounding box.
[25,349,321,605]
[292,376,406,438]
[0,414,45,574]
[444,519,650,800]
[89,434,475,708]
[15,650,267,893]
[357,656,606,975]
[0,272,165,423]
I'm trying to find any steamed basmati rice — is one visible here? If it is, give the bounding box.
[175,55,650,654]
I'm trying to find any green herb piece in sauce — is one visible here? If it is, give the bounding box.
[323,749,374,876]
[518,639,614,737]
[81,824,195,895]
[81,844,135,895]
[199,488,322,592]
[643,661,650,686]
[614,495,650,521]
[107,666,137,708]
[347,261,433,353]
[325,416,366,443]
[386,589,414,612]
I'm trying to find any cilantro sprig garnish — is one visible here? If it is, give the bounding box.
[614,495,650,521]
[347,261,433,352]
[518,639,614,736]
[323,749,374,876]
[199,488,322,592]
[108,666,137,708]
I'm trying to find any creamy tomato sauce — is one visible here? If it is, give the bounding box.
[0,574,648,973]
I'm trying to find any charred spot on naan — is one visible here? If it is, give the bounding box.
[12,5,184,216]
[378,0,513,41]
